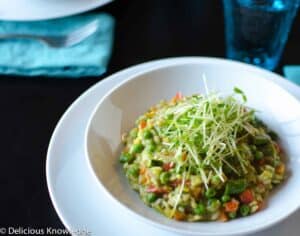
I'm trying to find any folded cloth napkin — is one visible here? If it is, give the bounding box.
[0,13,114,78]
[283,66,300,86]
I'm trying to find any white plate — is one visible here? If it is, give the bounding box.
[0,0,113,21]
[46,57,300,236]
[85,61,300,235]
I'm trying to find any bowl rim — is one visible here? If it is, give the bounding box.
[84,57,300,236]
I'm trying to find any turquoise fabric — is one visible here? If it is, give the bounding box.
[0,13,114,78]
[283,66,300,85]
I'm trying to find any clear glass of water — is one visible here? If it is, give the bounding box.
[223,0,299,70]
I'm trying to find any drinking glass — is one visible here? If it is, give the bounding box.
[223,0,299,70]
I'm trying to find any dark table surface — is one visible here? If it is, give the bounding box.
[1,0,299,232]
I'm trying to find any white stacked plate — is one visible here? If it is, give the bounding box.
[46,57,300,236]
[0,0,113,21]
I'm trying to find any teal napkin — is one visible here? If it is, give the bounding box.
[283,66,300,85]
[0,13,114,78]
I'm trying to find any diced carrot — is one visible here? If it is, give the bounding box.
[218,211,228,222]
[173,211,186,221]
[170,179,191,188]
[146,185,168,194]
[170,179,182,187]
[276,163,285,175]
[224,199,240,213]
[174,92,183,101]
[146,184,157,192]
[239,189,254,204]
[139,120,147,129]
[163,162,174,171]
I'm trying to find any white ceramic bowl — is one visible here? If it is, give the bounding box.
[85,58,300,236]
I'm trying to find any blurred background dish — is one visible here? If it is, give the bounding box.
[0,0,113,21]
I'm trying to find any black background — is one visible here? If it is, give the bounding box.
[0,0,299,231]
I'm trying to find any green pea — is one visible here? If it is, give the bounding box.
[254,135,269,145]
[207,199,221,212]
[211,176,221,186]
[160,172,171,184]
[146,193,158,203]
[228,212,237,219]
[221,195,230,203]
[225,179,247,195]
[149,143,157,152]
[166,113,174,119]
[143,130,153,139]
[130,143,144,154]
[250,145,257,152]
[127,164,139,178]
[119,152,134,163]
[254,151,264,160]
[145,140,156,153]
[194,203,206,215]
[205,188,216,198]
[240,204,250,216]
